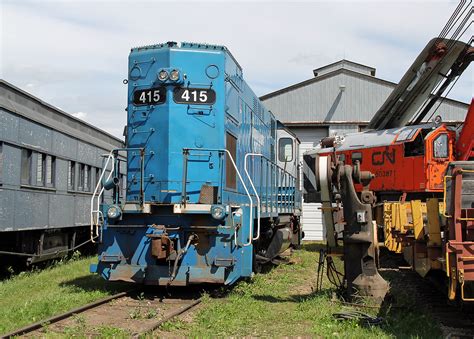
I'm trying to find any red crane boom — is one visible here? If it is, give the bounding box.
[456,99,474,161]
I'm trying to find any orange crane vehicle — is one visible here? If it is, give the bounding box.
[304,3,473,301]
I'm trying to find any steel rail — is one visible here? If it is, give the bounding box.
[1,289,203,338]
[1,290,132,338]
[131,298,202,338]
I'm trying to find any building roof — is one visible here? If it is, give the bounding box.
[260,60,469,124]
[260,67,396,101]
[313,59,376,77]
[0,79,124,150]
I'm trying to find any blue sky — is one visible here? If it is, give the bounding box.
[1,0,472,137]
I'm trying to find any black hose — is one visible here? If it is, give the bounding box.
[167,234,196,285]
[333,310,384,326]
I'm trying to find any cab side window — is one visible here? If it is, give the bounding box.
[278,138,293,162]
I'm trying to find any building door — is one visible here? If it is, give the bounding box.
[293,127,328,241]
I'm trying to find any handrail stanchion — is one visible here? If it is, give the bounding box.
[181,150,189,205]
[90,147,144,244]
[244,153,264,241]
[90,150,116,243]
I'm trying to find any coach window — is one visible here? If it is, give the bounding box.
[78,163,84,190]
[433,134,449,158]
[36,152,46,186]
[68,161,76,190]
[226,132,237,189]
[46,155,56,188]
[84,165,91,191]
[351,152,363,164]
[21,149,32,185]
[279,138,293,162]
[95,167,101,189]
[0,143,3,185]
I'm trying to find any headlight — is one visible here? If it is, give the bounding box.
[169,69,179,81]
[158,70,168,81]
[211,205,226,220]
[107,205,122,220]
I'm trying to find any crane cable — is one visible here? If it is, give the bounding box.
[407,1,473,125]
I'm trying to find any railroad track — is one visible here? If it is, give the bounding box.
[379,254,474,338]
[1,288,203,338]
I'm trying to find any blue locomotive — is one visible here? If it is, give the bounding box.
[90,42,302,286]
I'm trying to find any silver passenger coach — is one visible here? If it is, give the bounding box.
[0,80,124,264]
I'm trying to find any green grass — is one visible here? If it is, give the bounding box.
[0,256,131,335]
[158,243,442,338]
[0,245,443,338]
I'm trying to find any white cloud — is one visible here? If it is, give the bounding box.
[1,1,472,137]
[71,111,88,119]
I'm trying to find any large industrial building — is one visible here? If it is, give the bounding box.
[0,80,124,262]
[261,59,470,240]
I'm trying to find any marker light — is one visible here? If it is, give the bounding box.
[107,205,122,220]
[211,205,226,220]
[170,69,180,81]
[158,70,169,81]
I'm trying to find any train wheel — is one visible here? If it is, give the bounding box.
[252,247,262,274]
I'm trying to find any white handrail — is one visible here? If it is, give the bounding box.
[244,153,263,241]
[219,149,254,247]
[90,150,116,243]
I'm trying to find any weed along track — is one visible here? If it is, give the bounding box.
[2,288,204,338]
[378,255,474,338]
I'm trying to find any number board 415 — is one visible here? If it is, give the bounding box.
[173,88,216,105]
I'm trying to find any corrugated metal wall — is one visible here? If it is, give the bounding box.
[329,124,360,137]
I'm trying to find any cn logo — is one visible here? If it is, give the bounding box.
[372,148,396,166]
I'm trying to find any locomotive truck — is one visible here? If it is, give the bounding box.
[90,42,302,286]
